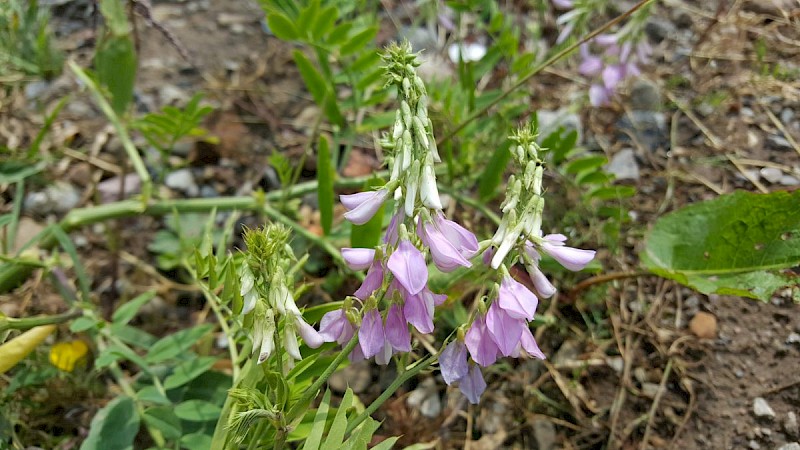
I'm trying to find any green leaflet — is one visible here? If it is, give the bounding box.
[643,190,800,301]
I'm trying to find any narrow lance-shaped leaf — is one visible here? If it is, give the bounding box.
[317,135,335,235]
[292,50,344,126]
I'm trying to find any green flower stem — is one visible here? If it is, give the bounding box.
[344,353,437,436]
[0,172,386,293]
[68,61,153,205]
[285,332,360,424]
[437,0,656,146]
[0,310,82,334]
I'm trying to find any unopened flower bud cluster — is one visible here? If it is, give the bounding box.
[239,225,323,367]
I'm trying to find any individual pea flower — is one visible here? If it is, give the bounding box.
[341,188,390,225]
[439,340,469,385]
[497,274,539,321]
[535,233,596,271]
[459,365,487,404]
[417,211,479,272]
[359,308,385,359]
[387,233,428,295]
[439,337,487,404]
[402,285,445,334]
[522,243,557,298]
[353,258,385,300]
[318,308,355,345]
[341,248,376,270]
[464,312,500,367]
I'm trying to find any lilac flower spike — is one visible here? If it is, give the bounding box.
[459,365,487,404]
[341,189,388,225]
[387,240,428,295]
[318,309,354,344]
[498,275,539,321]
[359,309,385,358]
[540,234,596,271]
[342,248,376,271]
[439,340,469,385]
[465,313,500,367]
[486,302,526,356]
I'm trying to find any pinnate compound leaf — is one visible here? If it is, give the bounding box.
[80,396,139,450]
[292,50,344,126]
[643,190,800,301]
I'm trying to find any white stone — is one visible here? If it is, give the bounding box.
[753,397,776,419]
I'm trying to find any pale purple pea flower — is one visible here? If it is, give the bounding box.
[353,261,385,300]
[359,309,385,358]
[578,45,603,77]
[552,0,573,9]
[405,287,444,333]
[387,239,428,295]
[385,304,411,352]
[497,275,539,321]
[439,340,469,385]
[418,219,472,272]
[465,313,500,367]
[349,343,365,363]
[383,210,404,245]
[375,340,394,366]
[341,248,376,271]
[602,64,625,90]
[341,189,388,225]
[540,234,596,271]
[459,365,487,404]
[517,326,547,360]
[318,309,355,344]
[589,84,612,107]
[485,302,526,356]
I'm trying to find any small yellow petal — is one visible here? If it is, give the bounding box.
[49,340,89,372]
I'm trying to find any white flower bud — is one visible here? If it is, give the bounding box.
[412,116,429,149]
[533,165,544,196]
[392,110,404,140]
[283,321,302,360]
[257,310,275,364]
[404,160,421,216]
[401,101,412,128]
[402,77,412,99]
[401,130,413,171]
[427,119,441,162]
[420,162,442,210]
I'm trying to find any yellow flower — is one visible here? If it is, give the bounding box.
[49,340,89,372]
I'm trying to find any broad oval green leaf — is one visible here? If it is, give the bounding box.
[643,190,800,301]
[80,396,140,450]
